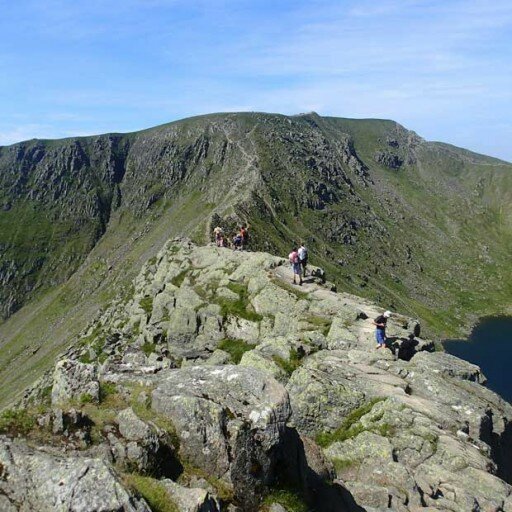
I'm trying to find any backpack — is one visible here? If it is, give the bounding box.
[289,251,299,264]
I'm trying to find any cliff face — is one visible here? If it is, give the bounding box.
[6,240,512,512]
[0,122,242,320]
[0,135,123,317]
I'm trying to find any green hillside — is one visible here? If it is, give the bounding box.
[0,111,511,405]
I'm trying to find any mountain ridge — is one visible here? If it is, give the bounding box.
[1,111,511,407]
[11,111,510,166]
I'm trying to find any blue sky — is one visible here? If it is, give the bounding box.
[1,0,511,161]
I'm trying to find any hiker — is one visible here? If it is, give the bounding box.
[213,226,223,247]
[289,247,303,285]
[298,243,308,277]
[233,233,242,251]
[373,310,391,349]
[240,225,249,250]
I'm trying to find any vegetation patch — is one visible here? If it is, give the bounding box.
[78,382,179,447]
[303,314,332,336]
[261,488,309,512]
[332,458,356,473]
[179,464,233,503]
[123,474,178,512]
[217,282,263,322]
[139,297,154,316]
[82,404,124,444]
[171,269,190,288]
[272,348,303,376]
[99,381,118,403]
[141,342,157,357]
[79,325,104,347]
[79,332,106,363]
[375,422,395,438]
[0,408,37,437]
[315,398,384,447]
[79,353,94,364]
[40,385,52,405]
[79,393,95,405]
[218,338,255,364]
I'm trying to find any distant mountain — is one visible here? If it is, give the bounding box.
[0,112,511,389]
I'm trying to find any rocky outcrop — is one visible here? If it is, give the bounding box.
[160,480,220,512]
[374,150,404,169]
[2,111,511,347]
[6,241,512,511]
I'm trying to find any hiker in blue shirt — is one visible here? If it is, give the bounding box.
[373,310,391,349]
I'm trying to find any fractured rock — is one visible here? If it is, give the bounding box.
[108,407,181,477]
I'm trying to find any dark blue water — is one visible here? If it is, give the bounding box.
[444,317,512,403]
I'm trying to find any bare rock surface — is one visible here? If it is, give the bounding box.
[160,479,220,512]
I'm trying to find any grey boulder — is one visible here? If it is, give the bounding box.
[151,365,290,506]
[51,359,100,406]
[0,436,149,511]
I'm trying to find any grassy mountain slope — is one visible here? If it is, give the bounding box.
[0,111,511,405]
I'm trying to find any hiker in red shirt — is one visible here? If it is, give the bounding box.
[240,225,249,251]
[288,247,303,285]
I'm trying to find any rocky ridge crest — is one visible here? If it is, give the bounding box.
[4,240,512,511]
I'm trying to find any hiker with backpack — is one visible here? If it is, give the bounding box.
[373,310,392,349]
[289,247,303,285]
[298,243,308,277]
[240,225,249,251]
[232,232,242,251]
[213,226,224,247]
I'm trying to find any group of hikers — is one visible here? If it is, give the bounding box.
[213,225,249,251]
[213,225,392,350]
[289,243,392,349]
